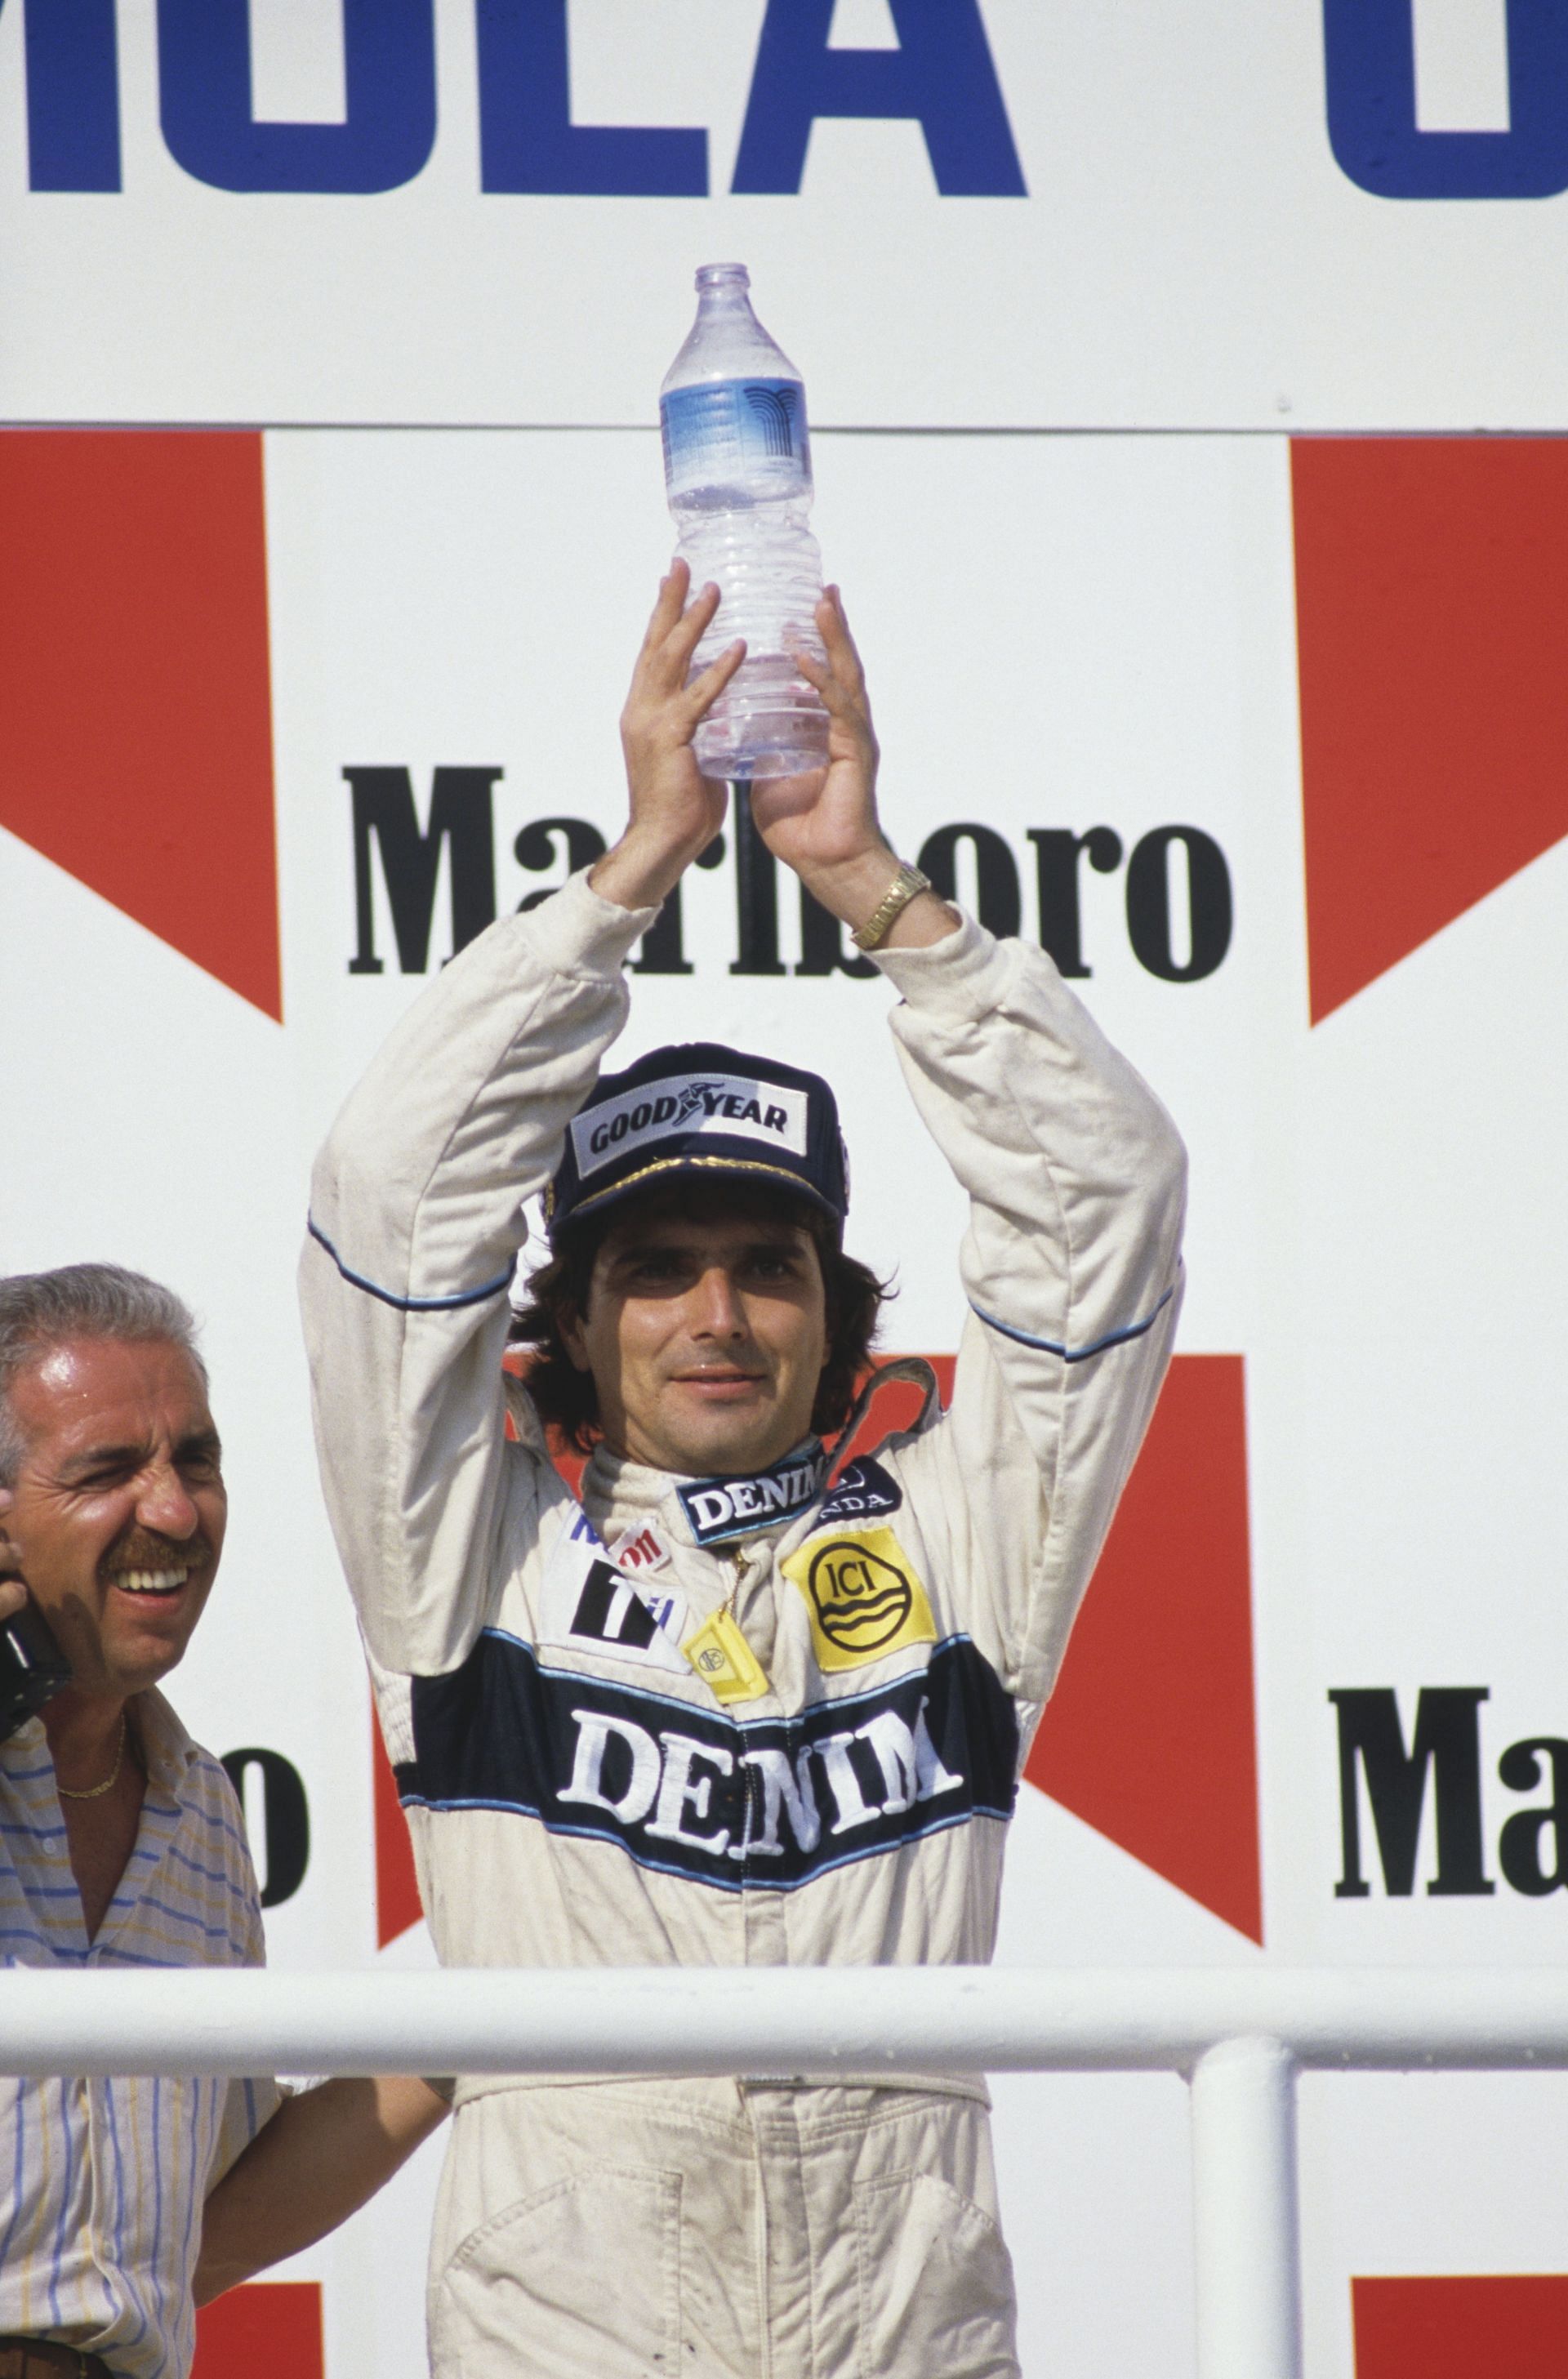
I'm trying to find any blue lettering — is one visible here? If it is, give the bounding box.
[20,0,122,191]
[19,0,1030,206]
[156,0,436,194]
[1325,0,1568,199]
[732,0,1025,198]
[476,0,707,196]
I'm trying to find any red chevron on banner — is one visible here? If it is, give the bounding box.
[1352,2275,1568,2375]
[1025,1352,1261,1943]
[193,2282,323,2378]
[1293,438,1568,1026]
[550,1352,1260,1947]
[374,1700,425,1951]
[0,430,281,1019]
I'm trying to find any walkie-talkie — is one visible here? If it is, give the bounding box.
[0,1597,73,1743]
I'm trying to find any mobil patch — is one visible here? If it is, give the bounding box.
[783,1526,936,1673]
[608,1520,671,1575]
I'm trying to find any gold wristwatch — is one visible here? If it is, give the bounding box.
[851,862,932,951]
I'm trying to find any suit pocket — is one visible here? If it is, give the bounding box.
[853,2170,1021,2379]
[434,2163,683,2379]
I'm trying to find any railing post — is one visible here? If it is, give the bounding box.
[1189,2034,1302,2379]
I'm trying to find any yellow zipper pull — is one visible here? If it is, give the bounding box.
[682,1546,769,1704]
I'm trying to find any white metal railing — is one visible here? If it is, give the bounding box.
[4,1965,1566,2379]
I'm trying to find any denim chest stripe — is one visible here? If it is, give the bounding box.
[402,1635,1018,1893]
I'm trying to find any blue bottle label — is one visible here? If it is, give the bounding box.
[661,377,811,487]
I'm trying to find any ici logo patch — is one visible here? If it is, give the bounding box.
[785,1526,937,1673]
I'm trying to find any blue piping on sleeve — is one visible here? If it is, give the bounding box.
[972,1278,1177,1364]
[307,1216,515,1312]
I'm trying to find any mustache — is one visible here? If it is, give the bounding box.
[101,1526,208,1577]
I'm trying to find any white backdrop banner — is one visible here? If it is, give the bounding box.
[3,415,1568,2374]
[7,0,1568,428]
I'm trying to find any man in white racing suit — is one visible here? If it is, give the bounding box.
[300,569,1187,2376]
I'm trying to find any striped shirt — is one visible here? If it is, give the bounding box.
[0,1690,279,2379]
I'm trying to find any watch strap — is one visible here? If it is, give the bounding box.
[850,862,933,951]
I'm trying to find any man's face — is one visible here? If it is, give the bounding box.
[0,1335,226,1702]
[562,1202,829,1478]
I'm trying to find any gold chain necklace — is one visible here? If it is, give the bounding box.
[57,1714,127,1802]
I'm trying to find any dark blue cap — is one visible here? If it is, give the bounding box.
[546,1041,848,1241]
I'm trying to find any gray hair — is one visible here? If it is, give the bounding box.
[0,1263,206,1487]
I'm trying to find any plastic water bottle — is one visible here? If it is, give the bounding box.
[660,262,829,782]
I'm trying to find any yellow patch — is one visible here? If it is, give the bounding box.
[783,1526,937,1673]
[682,1608,770,1705]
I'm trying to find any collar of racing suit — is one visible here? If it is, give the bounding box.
[574,1361,942,1555]
[580,1437,829,1552]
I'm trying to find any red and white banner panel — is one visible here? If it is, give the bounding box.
[4,418,1567,2374]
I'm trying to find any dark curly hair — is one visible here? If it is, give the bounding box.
[510,1177,890,1455]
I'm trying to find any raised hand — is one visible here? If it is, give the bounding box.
[753,588,955,947]
[748,587,883,888]
[592,562,746,913]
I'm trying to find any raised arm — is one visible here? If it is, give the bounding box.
[300,569,746,1674]
[876,917,1186,1718]
[591,564,745,908]
[752,582,959,954]
[760,592,1187,1721]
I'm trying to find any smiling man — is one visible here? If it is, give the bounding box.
[0,1266,447,2379]
[301,567,1187,2377]
[0,1263,280,2379]
[559,1195,831,1477]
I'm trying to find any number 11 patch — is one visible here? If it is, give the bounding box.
[541,1524,688,1676]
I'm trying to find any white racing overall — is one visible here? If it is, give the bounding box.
[300,870,1186,2377]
